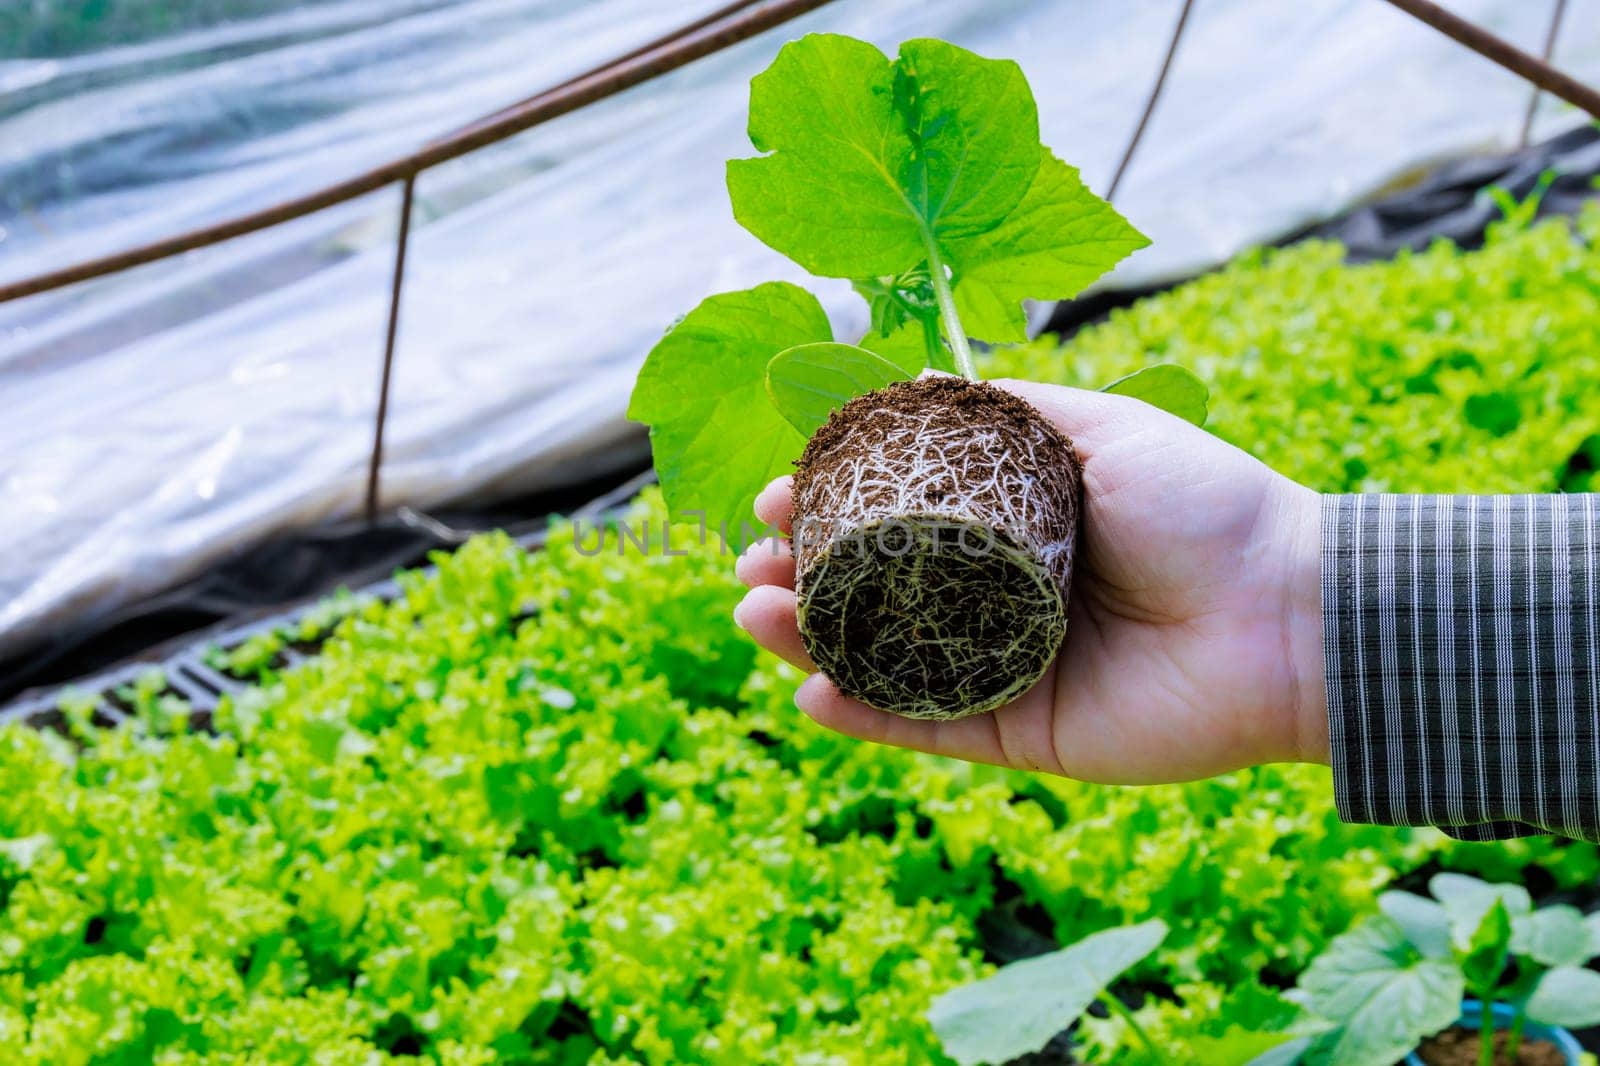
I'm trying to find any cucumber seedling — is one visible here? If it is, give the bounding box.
[629,34,1206,720]
[1263,873,1600,1066]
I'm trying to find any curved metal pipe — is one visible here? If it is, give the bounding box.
[0,0,837,304]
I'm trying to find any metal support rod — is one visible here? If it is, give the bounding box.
[365,175,416,523]
[1518,0,1569,148]
[1380,0,1600,122]
[1107,0,1196,201]
[9,0,1595,309]
[437,0,767,144]
[0,0,838,305]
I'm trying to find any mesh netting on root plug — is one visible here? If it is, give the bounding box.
[791,377,1082,720]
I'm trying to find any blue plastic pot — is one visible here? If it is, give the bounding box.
[1403,1000,1583,1065]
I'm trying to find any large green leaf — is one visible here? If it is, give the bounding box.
[765,342,913,436]
[1525,965,1600,1028]
[627,282,827,529]
[1296,917,1463,1066]
[1428,873,1531,913]
[926,919,1167,1066]
[1102,364,1210,426]
[950,153,1148,342]
[1510,904,1592,968]
[1378,891,1451,960]
[1429,874,1530,953]
[727,34,1039,279]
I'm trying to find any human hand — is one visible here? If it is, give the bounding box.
[733,379,1329,785]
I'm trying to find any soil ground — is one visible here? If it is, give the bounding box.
[1416,1027,1565,1066]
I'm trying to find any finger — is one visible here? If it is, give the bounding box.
[734,538,796,590]
[732,585,814,670]
[795,675,1010,767]
[754,476,794,535]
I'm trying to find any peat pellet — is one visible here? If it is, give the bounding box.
[791,376,1082,720]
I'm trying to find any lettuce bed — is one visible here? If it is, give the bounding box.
[2,210,1599,1064]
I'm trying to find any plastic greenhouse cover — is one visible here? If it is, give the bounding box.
[1,0,1598,660]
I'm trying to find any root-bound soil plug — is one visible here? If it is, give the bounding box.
[628,33,1202,721]
[792,377,1081,719]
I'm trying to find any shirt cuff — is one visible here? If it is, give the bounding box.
[1321,494,1600,842]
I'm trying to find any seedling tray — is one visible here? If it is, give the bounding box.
[0,472,653,731]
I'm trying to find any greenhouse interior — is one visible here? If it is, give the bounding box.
[4,0,1600,1062]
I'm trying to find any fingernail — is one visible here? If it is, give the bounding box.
[732,594,751,631]
[794,672,822,713]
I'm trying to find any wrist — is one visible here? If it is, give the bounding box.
[1277,484,1329,765]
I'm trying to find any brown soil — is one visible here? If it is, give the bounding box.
[791,376,1081,720]
[1416,1028,1565,1066]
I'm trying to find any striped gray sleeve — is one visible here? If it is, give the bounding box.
[1322,495,1600,843]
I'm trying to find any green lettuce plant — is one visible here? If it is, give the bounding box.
[0,493,1453,1065]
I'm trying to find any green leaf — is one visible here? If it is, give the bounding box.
[1102,364,1210,426]
[926,919,1167,1066]
[727,34,1040,279]
[0,835,53,872]
[853,277,916,337]
[1585,912,1600,960]
[1245,1037,1312,1066]
[627,282,827,529]
[1430,873,1530,953]
[1429,873,1532,913]
[949,153,1148,342]
[1379,891,1452,959]
[1525,966,1600,1028]
[1458,899,1511,994]
[765,342,914,436]
[859,321,934,375]
[1511,904,1593,968]
[1192,1029,1303,1065]
[1296,916,1463,1066]
[1463,391,1521,436]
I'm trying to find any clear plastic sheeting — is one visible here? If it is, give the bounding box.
[2,0,1598,658]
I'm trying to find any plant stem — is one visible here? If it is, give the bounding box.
[919,225,978,381]
[1478,998,1495,1066]
[1097,990,1163,1064]
[918,313,945,371]
[1505,1006,1526,1064]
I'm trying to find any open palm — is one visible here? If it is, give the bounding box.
[734,380,1329,784]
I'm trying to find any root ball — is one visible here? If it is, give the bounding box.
[791,377,1082,720]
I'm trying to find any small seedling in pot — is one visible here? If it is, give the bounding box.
[628,34,1206,720]
[1258,873,1600,1066]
